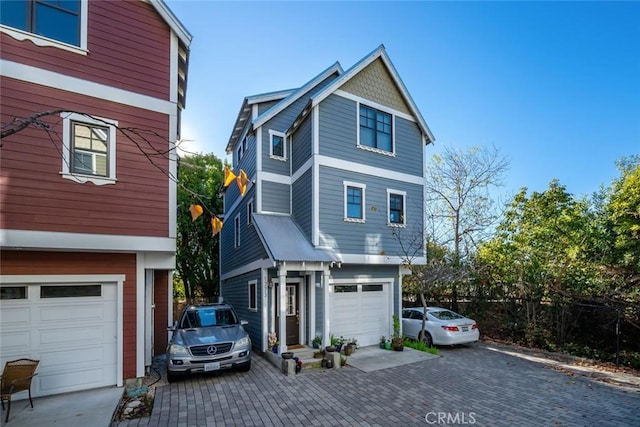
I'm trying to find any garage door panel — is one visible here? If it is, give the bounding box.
[0,330,31,352]
[38,365,113,395]
[38,323,115,346]
[0,306,30,327]
[40,345,114,371]
[39,303,109,323]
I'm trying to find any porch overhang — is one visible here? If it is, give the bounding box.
[252,213,340,265]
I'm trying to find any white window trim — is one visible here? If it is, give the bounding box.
[247,198,254,226]
[248,280,258,311]
[343,181,366,223]
[356,102,396,157]
[234,214,241,248]
[268,129,287,161]
[0,0,88,54]
[387,189,407,227]
[61,112,117,186]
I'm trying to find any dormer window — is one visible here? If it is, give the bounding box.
[358,104,393,154]
[269,130,287,161]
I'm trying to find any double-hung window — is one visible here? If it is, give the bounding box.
[387,189,406,226]
[359,105,392,153]
[344,181,366,223]
[269,130,286,160]
[61,112,117,185]
[1,0,86,51]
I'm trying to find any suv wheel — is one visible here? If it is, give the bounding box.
[237,361,251,372]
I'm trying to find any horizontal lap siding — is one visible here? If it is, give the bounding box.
[318,165,424,256]
[0,79,170,236]
[292,169,312,240]
[0,250,138,379]
[319,94,424,176]
[220,187,268,274]
[220,270,263,350]
[0,1,170,100]
[261,181,290,214]
[292,114,312,173]
[262,74,337,176]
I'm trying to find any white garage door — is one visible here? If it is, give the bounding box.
[0,282,118,397]
[330,283,391,347]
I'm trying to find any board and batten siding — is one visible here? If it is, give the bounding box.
[318,94,424,177]
[0,79,170,237]
[257,100,280,116]
[0,250,138,379]
[318,165,424,256]
[291,113,312,174]
[220,187,268,274]
[220,270,263,350]
[291,168,313,241]
[0,1,171,101]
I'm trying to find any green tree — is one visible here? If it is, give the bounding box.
[176,153,224,301]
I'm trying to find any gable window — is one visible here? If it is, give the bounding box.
[1,0,86,51]
[269,130,287,160]
[343,181,366,223]
[387,189,406,226]
[248,280,257,311]
[359,104,392,153]
[247,199,254,225]
[234,215,241,248]
[61,112,117,185]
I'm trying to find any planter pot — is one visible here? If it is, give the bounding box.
[325,346,336,353]
[272,346,278,353]
[384,342,391,350]
[335,344,343,352]
[391,338,404,351]
[281,352,294,359]
[343,345,354,356]
[325,358,334,369]
[379,342,385,349]
[312,342,320,349]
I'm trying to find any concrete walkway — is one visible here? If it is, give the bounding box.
[3,386,122,427]
[346,344,439,372]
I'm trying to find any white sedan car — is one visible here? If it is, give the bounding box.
[402,307,479,346]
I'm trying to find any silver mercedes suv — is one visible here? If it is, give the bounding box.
[166,303,251,382]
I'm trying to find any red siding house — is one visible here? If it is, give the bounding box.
[0,0,191,396]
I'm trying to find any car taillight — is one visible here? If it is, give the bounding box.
[472,324,478,329]
[441,325,459,332]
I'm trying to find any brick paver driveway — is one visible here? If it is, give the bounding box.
[114,343,639,427]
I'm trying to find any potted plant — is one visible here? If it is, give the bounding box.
[268,332,279,353]
[312,335,322,349]
[379,336,386,349]
[343,343,354,356]
[391,315,404,351]
[335,336,345,352]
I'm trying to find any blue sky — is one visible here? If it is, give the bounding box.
[166,0,639,199]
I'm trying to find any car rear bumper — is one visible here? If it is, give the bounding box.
[436,329,480,345]
[167,349,251,374]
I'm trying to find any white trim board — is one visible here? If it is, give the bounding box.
[1,60,175,115]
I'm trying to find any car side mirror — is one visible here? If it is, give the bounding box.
[240,320,248,326]
[167,321,178,332]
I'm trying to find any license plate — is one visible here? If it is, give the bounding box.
[461,327,469,332]
[204,362,220,371]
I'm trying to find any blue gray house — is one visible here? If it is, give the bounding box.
[220,45,435,353]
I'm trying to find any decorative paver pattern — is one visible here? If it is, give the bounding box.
[112,344,640,426]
